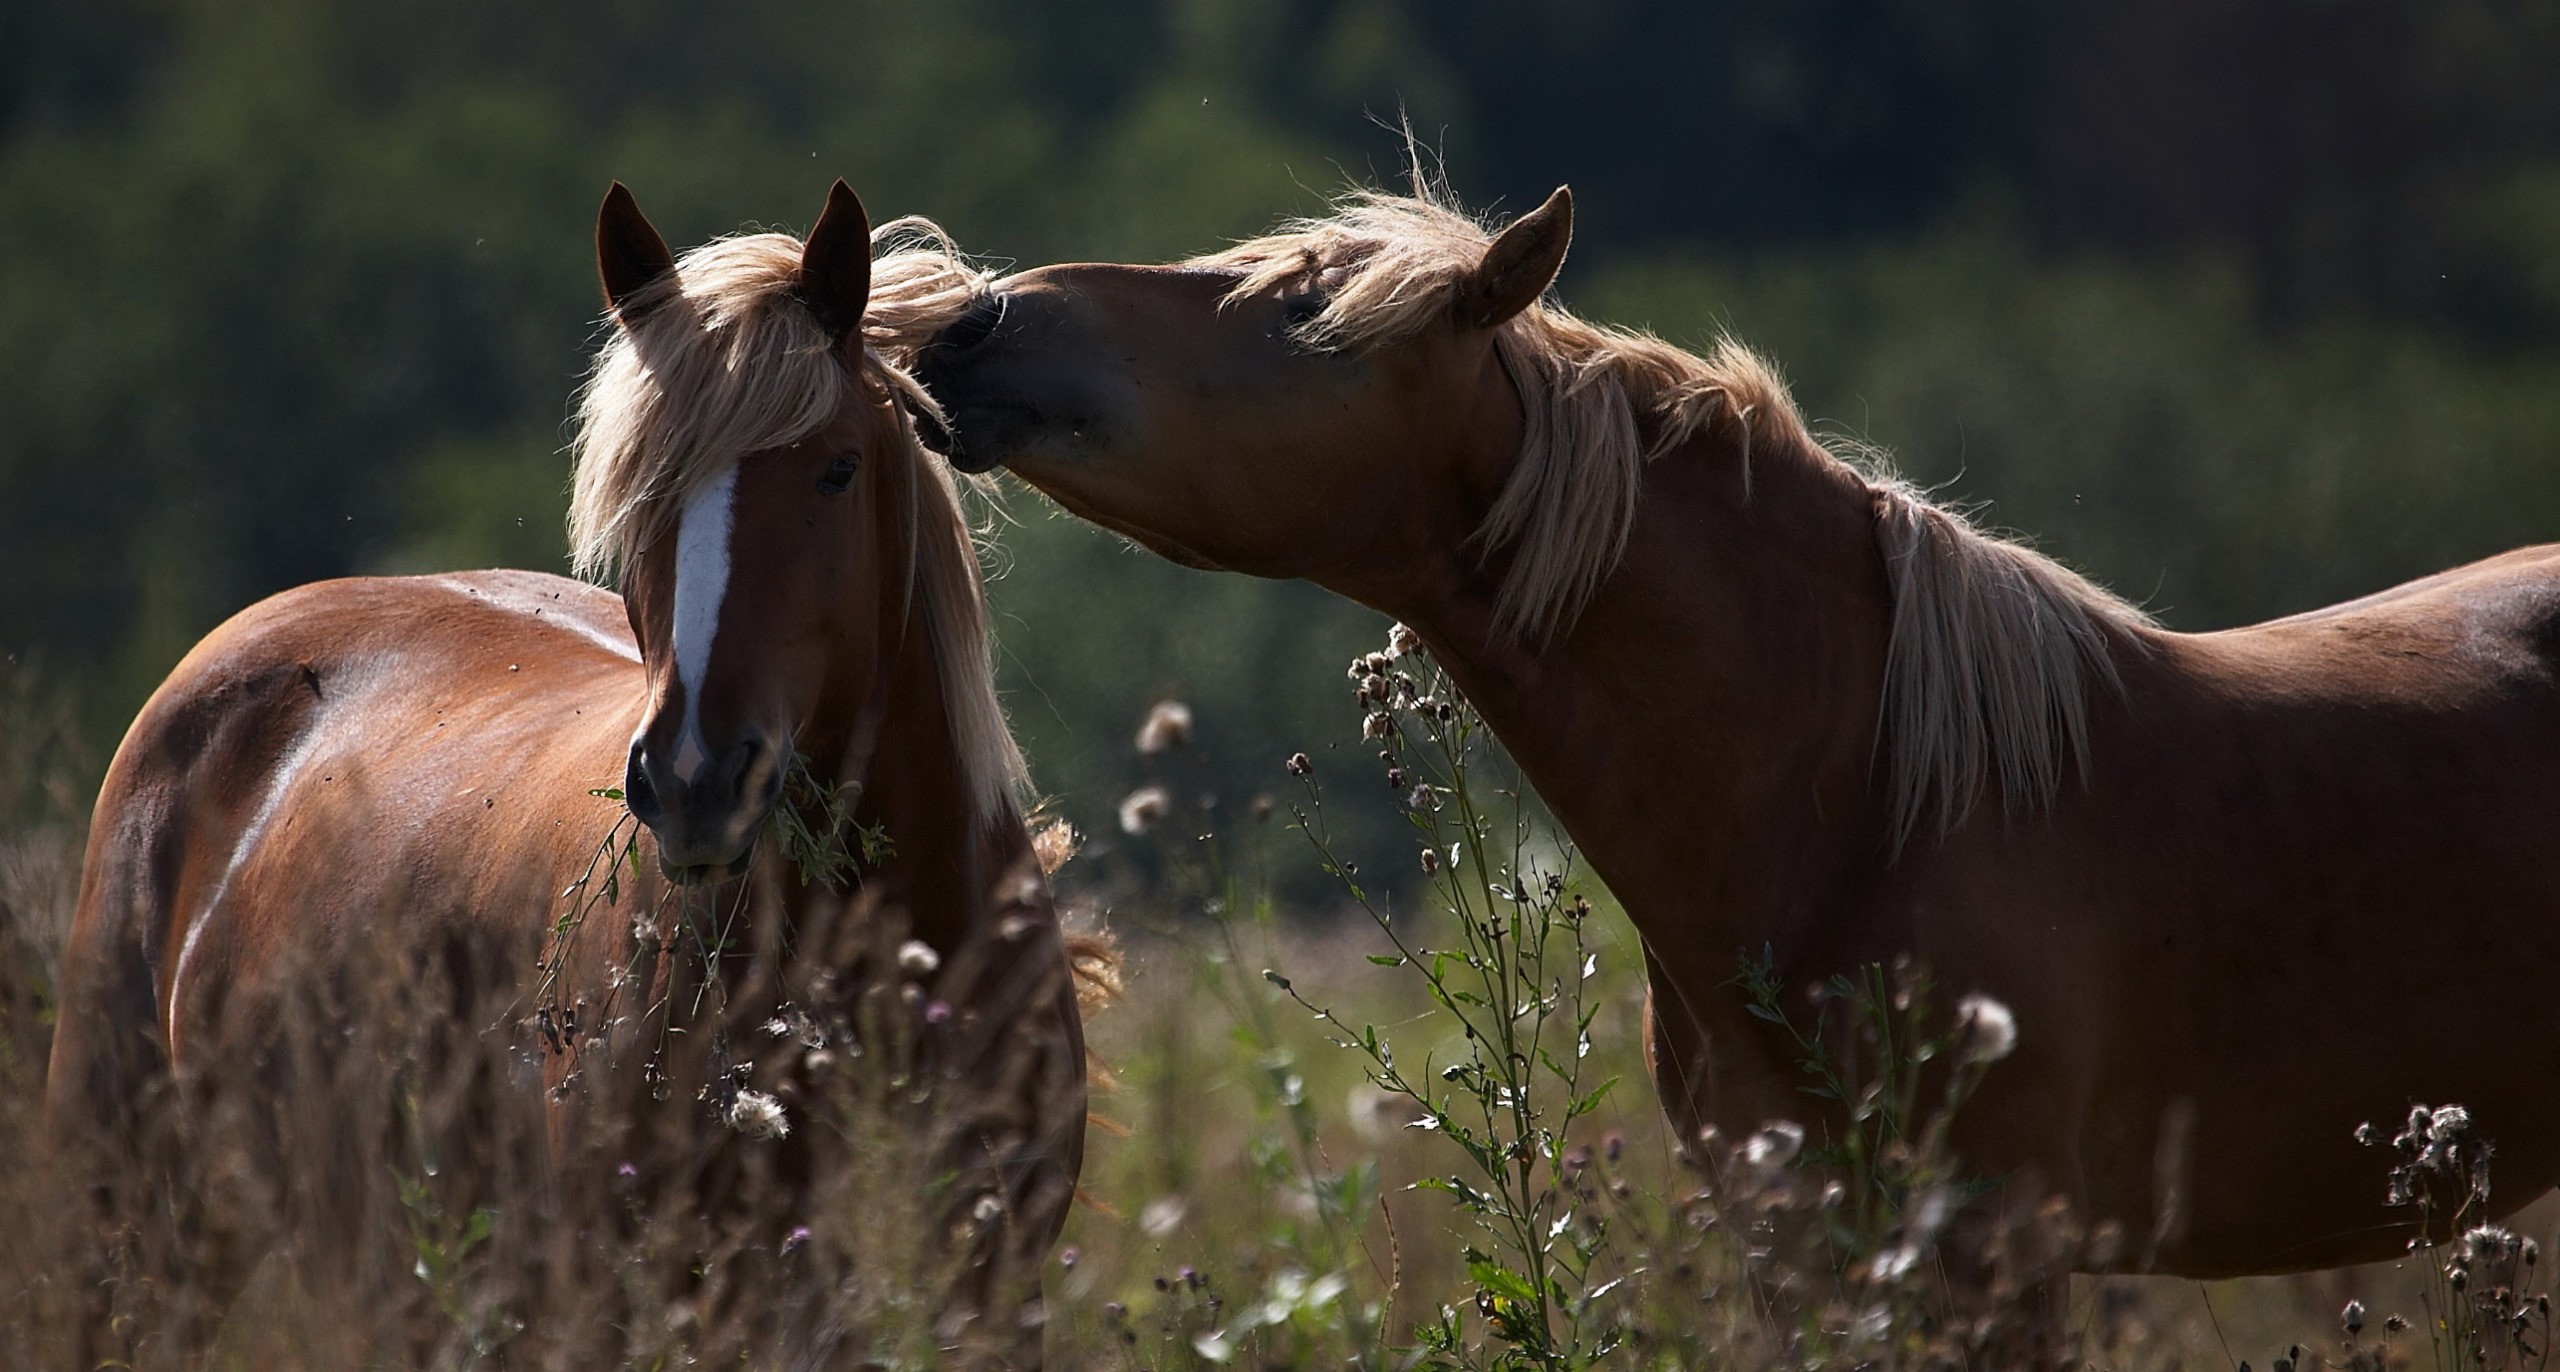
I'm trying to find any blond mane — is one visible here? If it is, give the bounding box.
[1197,188,2152,846]
[567,221,1027,819]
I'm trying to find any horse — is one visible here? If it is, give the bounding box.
[913,181,2560,1288]
[43,180,1094,1369]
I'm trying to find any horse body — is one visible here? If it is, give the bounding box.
[1471,446,2560,1275]
[48,184,1086,1368]
[919,182,2560,1279]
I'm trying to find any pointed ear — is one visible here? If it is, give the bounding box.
[1455,186,1572,330]
[596,182,676,321]
[799,179,872,340]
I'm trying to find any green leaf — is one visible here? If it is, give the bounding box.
[1467,1259,1539,1305]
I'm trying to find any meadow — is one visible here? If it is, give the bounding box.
[1,644,2544,1371]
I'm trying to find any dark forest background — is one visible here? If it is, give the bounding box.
[5,0,2558,853]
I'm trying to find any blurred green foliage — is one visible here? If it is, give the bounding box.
[3,0,2557,859]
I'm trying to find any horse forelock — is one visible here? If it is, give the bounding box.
[1200,184,2153,848]
[567,219,1025,822]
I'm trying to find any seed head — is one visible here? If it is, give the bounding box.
[726,1088,790,1140]
[1135,700,1194,754]
[1030,817,1080,874]
[1419,847,1440,875]
[1285,752,1312,777]
[1118,784,1171,835]
[1955,994,2018,1064]
[1387,623,1422,658]
[1742,1120,1805,1169]
[896,939,942,977]
[2342,1299,2365,1336]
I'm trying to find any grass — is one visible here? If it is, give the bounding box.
[0,647,2552,1369]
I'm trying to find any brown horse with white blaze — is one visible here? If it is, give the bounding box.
[45,181,1089,1367]
[917,183,2560,1280]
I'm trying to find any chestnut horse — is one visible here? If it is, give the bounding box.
[917,184,2560,1280]
[45,182,1089,1367]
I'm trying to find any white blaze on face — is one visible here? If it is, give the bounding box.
[666,465,740,785]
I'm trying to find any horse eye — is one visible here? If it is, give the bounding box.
[817,454,860,495]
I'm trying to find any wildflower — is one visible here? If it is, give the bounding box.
[1604,1129,1625,1163]
[1362,711,1394,741]
[1955,993,2018,1064]
[1419,847,1440,875]
[1285,752,1312,777]
[924,999,953,1025]
[972,1193,1004,1223]
[1385,765,1408,790]
[1387,623,1421,658]
[781,1225,812,1256]
[2342,1299,2364,1336]
[2384,1314,2409,1332]
[1118,784,1171,835]
[1135,699,1193,754]
[897,939,941,977]
[726,1089,790,1140]
[1059,1246,1079,1269]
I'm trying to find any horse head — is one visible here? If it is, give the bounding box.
[581,180,941,879]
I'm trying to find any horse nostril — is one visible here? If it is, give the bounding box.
[624,744,661,822]
[728,736,785,806]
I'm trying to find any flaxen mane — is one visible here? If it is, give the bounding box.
[1196,189,2153,847]
[566,221,1028,820]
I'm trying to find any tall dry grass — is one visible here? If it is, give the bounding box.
[0,647,2547,1369]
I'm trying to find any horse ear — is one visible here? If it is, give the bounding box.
[800,179,873,340]
[1456,185,1573,331]
[596,182,676,321]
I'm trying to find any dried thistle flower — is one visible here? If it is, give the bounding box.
[897,939,941,977]
[1742,1120,1805,1170]
[1955,993,2018,1064]
[725,1088,790,1140]
[1285,752,1312,777]
[1134,699,1194,754]
[1387,622,1422,658]
[1030,817,1080,874]
[1117,784,1171,835]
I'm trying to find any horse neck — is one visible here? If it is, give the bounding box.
[1380,419,1895,970]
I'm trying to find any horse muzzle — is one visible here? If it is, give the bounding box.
[625,732,783,879]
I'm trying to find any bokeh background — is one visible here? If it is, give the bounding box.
[6,0,2559,853]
